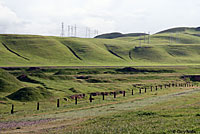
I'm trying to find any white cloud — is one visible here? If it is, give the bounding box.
[81,17,116,32]
[0,0,200,36]
[0,1,22,33]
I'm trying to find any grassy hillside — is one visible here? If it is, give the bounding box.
[7,86,53,101]
[0,27,200,67]
[0,69,23,92]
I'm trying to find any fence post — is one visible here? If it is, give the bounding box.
[132,89,134,95]
[57,99,60,108]
[145,88,147,93]
[139,88,142,94]
[75,97,78,105]
[37,102,39,111]
[114,92,116,98]
[102,92,105,100]
[123,91,126,97]
[151,86,153,92]
[156,86,158,91]
[89,94,93,102]
[11,104,14,114]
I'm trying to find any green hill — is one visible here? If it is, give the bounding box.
[7,86,53,101]
[0,69,23,92]
[94,32,148,39]
[156,27,200,34]
[0,26,200,67]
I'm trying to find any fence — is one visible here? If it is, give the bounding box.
[9,82,196,114]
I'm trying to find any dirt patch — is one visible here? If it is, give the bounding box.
[0,118,56,130]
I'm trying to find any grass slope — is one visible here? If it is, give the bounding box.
[0,26,200,66]
[0,69,23,92]
[7,86,53,101]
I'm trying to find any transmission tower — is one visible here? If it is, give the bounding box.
[88,28,90,38]
[96,30,98,35]
[68,25,70,37]
[148,32,150,44]
[61,22,65,37]
[74,24,77,37]
[71,26,74,37]
[85,27,88,38]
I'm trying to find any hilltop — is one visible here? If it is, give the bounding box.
[94,32,148,39]
[0,26,200,67]
[156,27,200,34]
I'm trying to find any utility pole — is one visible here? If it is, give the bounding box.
[88,28,90,38]
[94,30,96,37]
[148,32,150,44]
[71,26,73,37]
[61,22,65,37]
[74,24,77,37]
[68,25,70,37]
[86,27,88,38]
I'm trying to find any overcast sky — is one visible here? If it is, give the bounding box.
[0,0,200,37]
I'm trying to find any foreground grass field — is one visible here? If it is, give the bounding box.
[0,66,200,133]
[1,85,200,133]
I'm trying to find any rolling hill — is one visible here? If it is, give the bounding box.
[0,26,200,67]
[94,32,148,39]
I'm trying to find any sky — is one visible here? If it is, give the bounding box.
[0,0,200,37]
